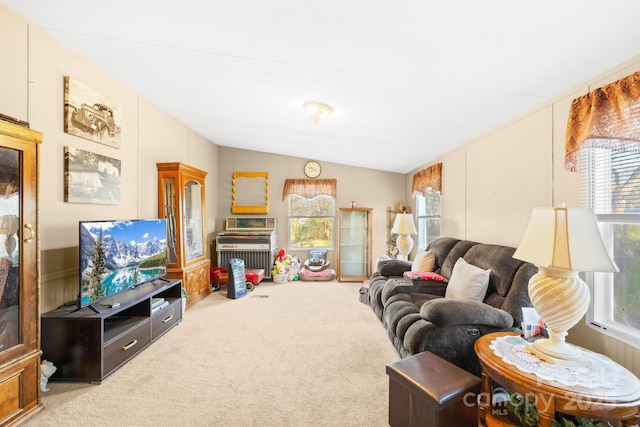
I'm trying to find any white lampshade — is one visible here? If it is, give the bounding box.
[391,213,417,235]
[513,206,618,365]
[513,207,618,273]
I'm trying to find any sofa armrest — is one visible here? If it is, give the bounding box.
[420,298,514,328]
[377,259,412,277]
[380,279,447,306]
[408,278,447,297]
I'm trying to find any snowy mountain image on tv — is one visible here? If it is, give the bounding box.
[79,219,168,307]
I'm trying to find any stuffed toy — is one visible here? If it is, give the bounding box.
[272,248,291,277]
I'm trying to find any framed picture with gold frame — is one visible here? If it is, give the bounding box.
[232,172,269,214]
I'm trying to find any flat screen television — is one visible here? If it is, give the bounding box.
[78,219,168,310]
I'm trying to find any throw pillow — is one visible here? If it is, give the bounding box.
[445,257,491,301]
[411,249,435,272]
[403,271,447,281]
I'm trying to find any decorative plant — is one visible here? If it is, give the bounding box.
[507,393,538,427]
[506,391,613,427]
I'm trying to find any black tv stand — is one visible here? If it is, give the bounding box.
[41,279,183,383]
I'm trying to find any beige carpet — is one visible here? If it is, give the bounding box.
[27,280,400,427]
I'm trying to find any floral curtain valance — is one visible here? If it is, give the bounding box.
[411,163,442,196]
[565,71,640,172]
[282,179,337,200]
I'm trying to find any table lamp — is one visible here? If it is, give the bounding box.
[392,213,417,261]
[513,207,618,365]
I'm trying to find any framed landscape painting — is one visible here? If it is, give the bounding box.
[64,76,122,149]
[64,146,121,204]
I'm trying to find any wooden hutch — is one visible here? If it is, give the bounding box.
[157,162,210,309]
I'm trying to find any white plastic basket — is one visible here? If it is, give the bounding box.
[273,273,288,283]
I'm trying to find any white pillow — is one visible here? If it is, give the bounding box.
[445,257,491,301]
[411,249,435,272]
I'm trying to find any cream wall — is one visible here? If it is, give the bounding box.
[216,147,407,266]
[0,5,27,121]
[0,4,221,313]
[439,146,466,239]
[466,106,553,245]
[407,54,640,376]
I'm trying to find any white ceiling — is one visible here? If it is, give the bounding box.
[5,1,640,173]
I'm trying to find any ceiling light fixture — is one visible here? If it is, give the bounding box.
[303,101,332,123]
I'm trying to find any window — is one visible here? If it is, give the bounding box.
[411,163,442,250]
[582,145,640,348]
[288,194,335,249]
[415,188,441,250]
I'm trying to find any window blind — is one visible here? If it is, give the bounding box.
[579,145,640,215]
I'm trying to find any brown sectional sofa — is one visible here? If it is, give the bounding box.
[368,237,537,376]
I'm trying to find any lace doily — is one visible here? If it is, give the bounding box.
[490,336,627,389]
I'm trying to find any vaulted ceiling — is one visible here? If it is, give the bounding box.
[5,1,640,173]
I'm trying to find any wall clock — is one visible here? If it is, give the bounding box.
[304,161,322,178]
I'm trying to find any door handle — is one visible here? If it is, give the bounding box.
[24,223,34,243]
[122,340,138,351]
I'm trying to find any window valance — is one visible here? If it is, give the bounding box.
[282,179,336,200]
[565,71,640,172]
[411,163,442,196]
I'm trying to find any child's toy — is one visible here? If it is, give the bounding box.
[304,249,330,272]
[271,248,291,281]
[210,267,265,291]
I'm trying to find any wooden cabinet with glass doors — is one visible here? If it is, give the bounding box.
[0,121,43,425]
[157,163,210,309]
[337,208,372,282]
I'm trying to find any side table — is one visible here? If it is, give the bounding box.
[475,332,640,426]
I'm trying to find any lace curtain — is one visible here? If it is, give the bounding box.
[411,163,442,197]
[282,179,337,200]
[565,71,640,172]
